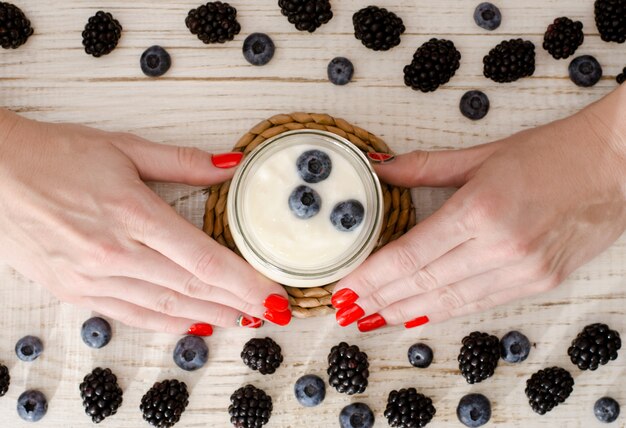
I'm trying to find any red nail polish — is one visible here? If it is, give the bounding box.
[357,313,387,332]
[331,288,359,309]
[264,309,292,326]
[212,152,243,169]
[264,294,290,312]
[237,315,264,328]
[367,152,395,163]
[404,316,430,329]
[187,323,213,336]
[336,304,365,327]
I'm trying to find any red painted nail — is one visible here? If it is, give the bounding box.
[264,309,292,326]
[187,323,213,336]
[212,152,243,169]
[357,313,387,332]
[404,316,430,329]
[331,288,359,309]
[367,152,395,164]
[264,294,290,312]
[237,315,264,329]
[336,304,365,327]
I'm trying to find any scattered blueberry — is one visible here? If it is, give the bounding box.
[289,185,322,219]
[17,390,48,422]
[408,343,433,368]
[500,330,531,363]
[294,374,326,407]
[140,46,171,78]
[243,33,275,66]
[594,397,620,423]
[330,200,365,232]
[296,150,332,183]
[474,3,502,31]
[457,393,491,427]
[339,402,374,428]
[81,317,112,349]
[15,336,43,362]
[327,57,354,86]
[460,90,490,121]
[569,55,603,87]
[173,335,209,371]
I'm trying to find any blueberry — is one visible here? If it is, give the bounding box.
[289,185,322,219]
[339,403,374,428]
[140,46,171,78]
[460,90,490,121]
[15,336,43,362]
[330,200,365,232]
[17,390,48,422]
[327,57,354,86]
[294,374,325,407]
[81,317,112,349]
[243,33,275,66]
[173,335,209,371]
[474,3,502,31]
[594,397,620,423]
[500,331,531,363]
[569,55,603,87]
[408,343,433,368]
[457,393,491,427]
[296,150,332,183]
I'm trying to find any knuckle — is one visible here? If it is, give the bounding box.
[531,259,553,281]
[177,146,205,170]
[118,311,143,329]
[155,291,180,315]
[543,273,562,291]
[194,249,218,280]
[208,306,229,326]
[394,306,414,324]
[412,267,438,293]
[369,291,389,309]
[500,238,532,261]
[183,276,209,298]
[394,244,421,275]
[437,288,465,311]
[117,197,154,240]
[464,192,501,229]
[86,241,125,271]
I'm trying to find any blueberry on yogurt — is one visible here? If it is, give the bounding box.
[331,200,364,232]
[296,150,332,183]
[289,185,322,219]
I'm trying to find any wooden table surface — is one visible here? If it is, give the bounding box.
[1,1,625,427]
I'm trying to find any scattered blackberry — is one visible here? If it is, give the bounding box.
[327,342,369,395]
[500,330,531,363]
[0,364,9,396]
[459,90,490,121]
[140,379,189,428]
[483,39,535,83]
[458,331,500,384]
[618,67,626,84]
[185,2,240,44]
[243,33,275,66]
[567,323,621,370]
[0,2,33,49]
[340,403,375,428]
[408,343,434,368]
[141,46,172,77]
[595,0,626,43]
[278,0,333,33]
[80,367,123,424]
[228,384,272,428]
[525,367,574,415]
[353,6,405,51]
[457,393,491,427]
[82,11,122,57]
[594,397,620,423]
[473,3,502,31]
[403,38,461,93]
[543,17,584,59]
[384,388,436,427]
[17,390,47,422]
[241,337,283,375]
[569,55,603,87]
[327,57,354,86]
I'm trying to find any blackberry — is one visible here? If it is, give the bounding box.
[525,367,574,415]
[457,331,500,384]
[0,363,9,396]
[543,17,584,59]
[241,337,283,375]
[327,342,369,395]
[82,11,122,57]
[384,388,436,427]
[185,2,240,44]
[0,2,33,49]
[595,0,626,43]
[353,6,405,51]
[618,67,626,84]
[403,38,461,92]
[228,384,272,428]
[140,380,189,428]
[278,0,333,33]
[567,323,621,370]
[483,39,535,83]
[80,367,123,424]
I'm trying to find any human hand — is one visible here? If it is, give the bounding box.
[0,110,291,334]
[332,85,626,332]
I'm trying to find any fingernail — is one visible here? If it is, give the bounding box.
[264,294,290,312]
[331,288,359,309]
[336,304,365,327]
[212,152,243,169]
[264,309,292,326]
[404,316,430,329]
[357,313,387,332]
[187,323,213,336]
[367,152,395,164]
[237,315,264,329]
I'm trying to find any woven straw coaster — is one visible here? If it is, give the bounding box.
[202,112,416,318]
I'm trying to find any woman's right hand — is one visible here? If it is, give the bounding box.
[0,109,291,334]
